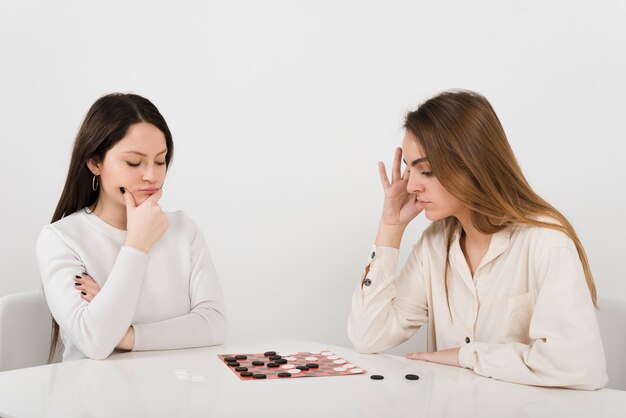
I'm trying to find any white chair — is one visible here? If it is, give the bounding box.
[0,291,52,372]
[597,297,626,391]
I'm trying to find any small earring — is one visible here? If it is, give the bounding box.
[92,175,99,191]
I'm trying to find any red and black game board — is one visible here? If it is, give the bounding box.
[218,349,367,380]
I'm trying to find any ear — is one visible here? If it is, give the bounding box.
[86,159,100,176]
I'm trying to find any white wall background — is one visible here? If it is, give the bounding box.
[1,0,625,354]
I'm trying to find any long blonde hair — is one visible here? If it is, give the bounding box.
[404,90,597,307]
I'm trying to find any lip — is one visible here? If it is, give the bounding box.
[138,188,159,194]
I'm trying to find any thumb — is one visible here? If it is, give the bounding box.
[145,188,163,204]
[120,187,136,210]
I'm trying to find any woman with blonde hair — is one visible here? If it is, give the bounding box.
[348,90,607,390]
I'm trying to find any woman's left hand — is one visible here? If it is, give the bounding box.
[74,273,101,302]
[406,347,461,367]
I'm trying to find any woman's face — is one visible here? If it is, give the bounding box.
[88,122,168,208]
[402,130,466,222]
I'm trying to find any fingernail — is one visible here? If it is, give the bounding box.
[81,291,87,295]
[75,275,81,279]
[82,272,87,276]
[74,282,80,286]
[120,187,125,194]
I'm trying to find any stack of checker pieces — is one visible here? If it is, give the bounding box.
[218,350,367,380]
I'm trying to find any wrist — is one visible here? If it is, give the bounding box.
[116,326,135,351]
[124,237,149,253]
[375,222,407,248]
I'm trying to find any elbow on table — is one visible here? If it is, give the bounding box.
[567,365,609,391]
[73,334,118,360]
[347,321,381,354]
[80,343,115,361]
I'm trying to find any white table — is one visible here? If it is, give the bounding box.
[0,339,624,418]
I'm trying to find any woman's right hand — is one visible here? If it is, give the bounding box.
[123,188,169,253]
[375,147,423,248]
[379,147,423,226]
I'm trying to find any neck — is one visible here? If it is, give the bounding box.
[92,197,127,230]
[456,212,492,250]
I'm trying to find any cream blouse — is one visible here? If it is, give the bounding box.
[348,221,607,390]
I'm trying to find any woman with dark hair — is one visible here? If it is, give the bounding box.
[37,93,227,361]
[348,90,607,389]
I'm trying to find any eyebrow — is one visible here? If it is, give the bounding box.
[402,157,429,167]
[122,150,167,157]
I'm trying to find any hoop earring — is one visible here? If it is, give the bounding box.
[92,175,99,191]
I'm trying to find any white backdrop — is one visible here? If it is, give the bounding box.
[1,0,625,354]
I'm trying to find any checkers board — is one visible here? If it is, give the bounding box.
[218,350,367,380]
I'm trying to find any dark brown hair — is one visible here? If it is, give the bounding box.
[48,93,174,361]
[404,90,596,314]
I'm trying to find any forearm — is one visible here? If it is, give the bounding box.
[375,221,407,248]
[459,339,608,390]
[132,306,227,351]
[348,245,427,353]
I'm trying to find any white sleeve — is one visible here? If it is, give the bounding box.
[37,226,149,360]
[458,247,608,390]
[347,240,429,353]
[132,217,227,351]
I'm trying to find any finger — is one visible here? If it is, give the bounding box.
[378,162,390,189]
[80,292,93,303]
[391,147,402,183]
[144,188,163,204]
[406,352,426,361]
[80,280,98,294]
[121,187,137,210]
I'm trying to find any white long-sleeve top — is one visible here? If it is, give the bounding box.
[36,209,227,361]
[348,221,608,390]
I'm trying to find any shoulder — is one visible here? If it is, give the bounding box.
[36,211,90,263]
[37,210,86,247]
[164,211,205,240]
[165,210,198,231]
[512,218,577,253]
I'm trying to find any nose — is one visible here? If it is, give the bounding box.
[142,164,157,183]
[406,171,425,194]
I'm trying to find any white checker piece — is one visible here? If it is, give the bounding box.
[281,364,295,369]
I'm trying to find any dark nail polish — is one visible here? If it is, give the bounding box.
[74,282,80,286]
[119,187,126,194]
[75,275,81,279]
[81,291,87,295]
[82,272,87,276]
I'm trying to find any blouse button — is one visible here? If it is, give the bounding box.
[465,337,470,344]
[363,278,372,286]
